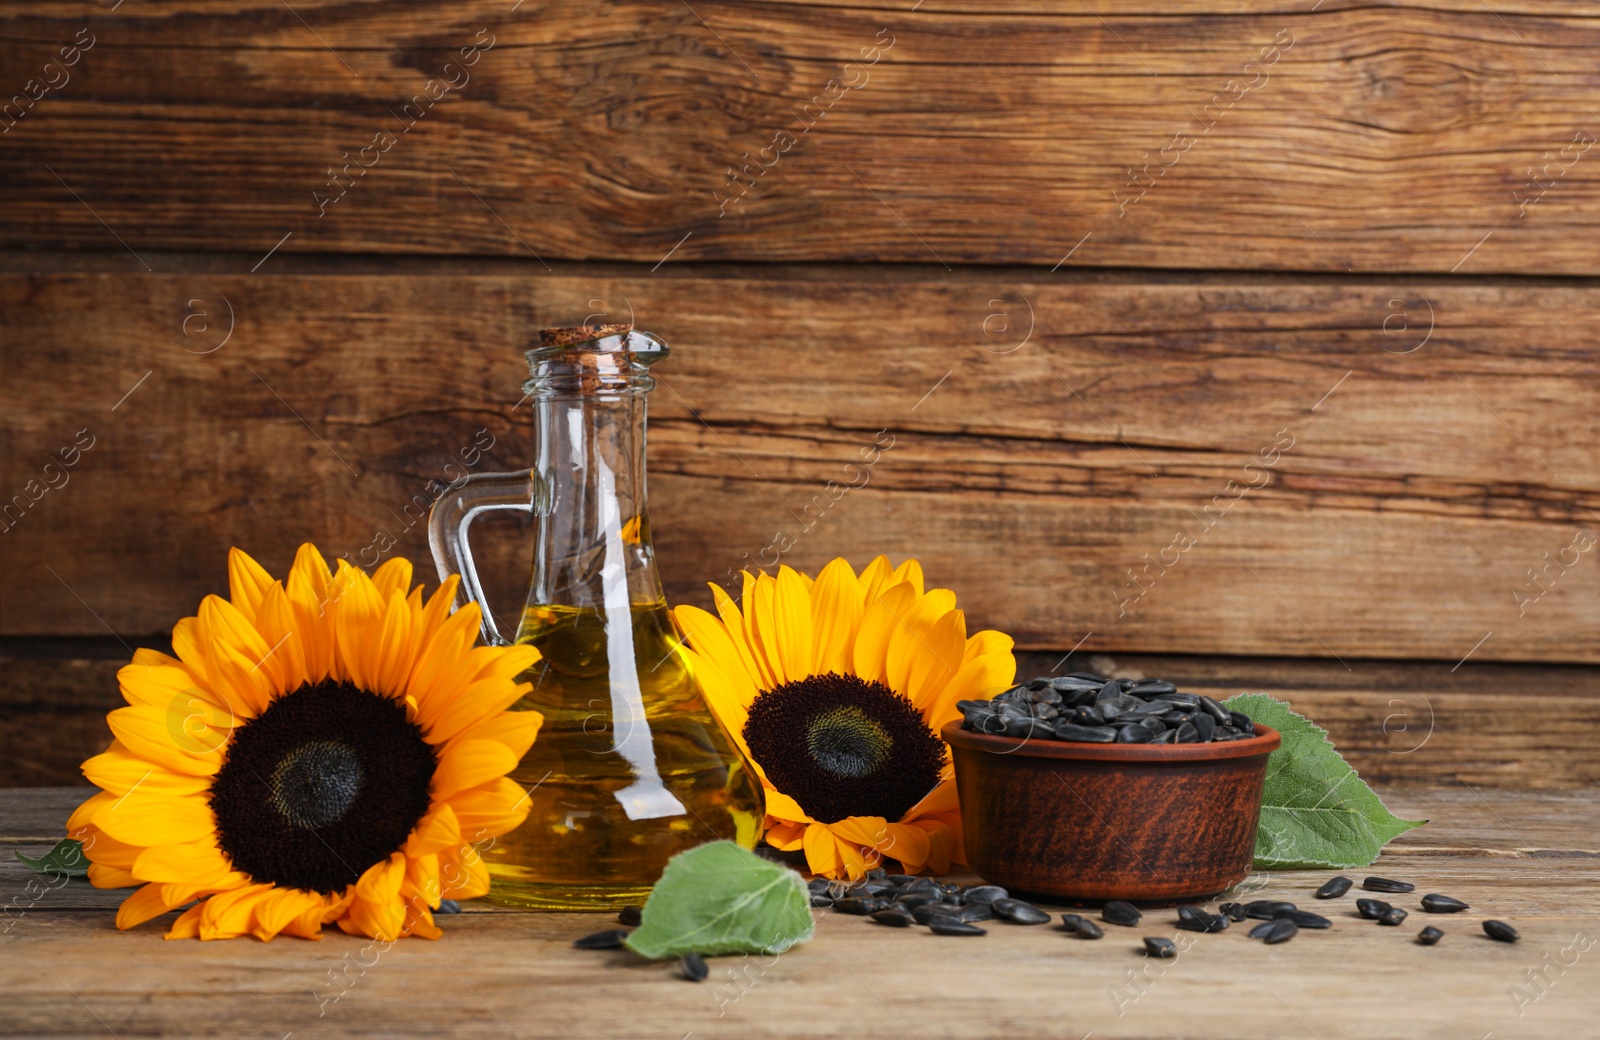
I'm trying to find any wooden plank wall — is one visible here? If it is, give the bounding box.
[2,1,1597,783]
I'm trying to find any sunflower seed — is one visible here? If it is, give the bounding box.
[1273,909,1331,929]
[1356,898,1392,920]
[810,895,834,909]
[1420,893,1470,913]
[1174,721,1200,744]
[833,897,882,916]
[1052,723,1118,743]
[1051,676,1104,692]
[1218,902,1248,922]
[1192,713,1216,743]
[958,902,997,923]
[867,867,887,880]
[1176,904,1210,925]
[1033,704,1061,721]
[1417,926,1444,945]
[1128,680,1177,695]
[1483,920,1520,943]
[871,908,914,927]
[1059,914,1104,939]
[887,874,915,885]
[1248,920,1279,939]
[617,905,642,926]
[895,892,942,909]
[807,878,831,894]
[962,885,1008,904]
[992,898,1051,925]
[1244,900,1297,920]
[1363,876,1415,894]
[1261,919,1298,944]
[928,921,986,937]
[911,903,962,926]
[905,877,942,894]
[1143,936,1177,957]
[1069,705,1106,726]
[1314,876,1353,900]
[573,929,630,950]
[436,899,461,915]
[1177,913,1229,933]
[1115,724,1156,744]
[1378,907,1408,926]
[1102,901,1142,927]
[1028,688,1063,706]
[1162,693,1202,711]
[1150,730,1177,743]
[680,953,709,981]
[1094,680,1124,703]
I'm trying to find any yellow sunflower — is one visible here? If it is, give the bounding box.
[68,544,541,941]
[671,556,1015,880]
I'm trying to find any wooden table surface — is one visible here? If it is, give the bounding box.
[4,785,1595,1040]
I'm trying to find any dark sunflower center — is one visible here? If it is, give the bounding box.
[209,680,437,894]
[742,672,945,825]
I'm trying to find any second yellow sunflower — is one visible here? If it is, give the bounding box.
[672,556,1015,880]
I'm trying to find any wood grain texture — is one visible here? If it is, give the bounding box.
[3,786,1595,1040]
[3,267,1598,664]
[2,1,1599,272]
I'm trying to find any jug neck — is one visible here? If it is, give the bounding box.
[520,328,668,617]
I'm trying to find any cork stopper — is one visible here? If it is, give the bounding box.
[538,323,633,348]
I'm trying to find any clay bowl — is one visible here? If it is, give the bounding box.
[942,720,1281,904]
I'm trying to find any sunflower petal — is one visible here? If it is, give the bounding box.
[771,565,815,685]
[432,739,519,801]
[115,882,180,930]
[850,582,915,687]
[227,547,278,622]
[808,558,865,676]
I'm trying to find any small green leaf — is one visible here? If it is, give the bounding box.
[1225,694,1426,869]
[15,838,90,877]
[623,841,814,960]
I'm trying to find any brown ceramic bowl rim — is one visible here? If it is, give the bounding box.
[941,719,1281,762]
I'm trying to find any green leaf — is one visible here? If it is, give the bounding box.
[624,841,814,960]
[1225,694,1426,869]
[15,838,90,877]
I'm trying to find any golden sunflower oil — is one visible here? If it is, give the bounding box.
[480,599,764,911]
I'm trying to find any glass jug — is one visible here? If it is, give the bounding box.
[428,324,764,910]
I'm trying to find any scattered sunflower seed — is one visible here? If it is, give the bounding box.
[1315,876,1353,900]
[871,908,914,928]
[992,898,1051,925]
[1420,893,1470,913]
[1060,914,1104,939]
[962,885,1008,904]
[680,953,709,982]
[1363,876,1415,894]
[1273,909,1331,930]
[435,899,462,915]
[573,929,630,950]
[1143,936,1177,958]
[1378,907,1409,926]
[833,897,881,916]
[928,921,987,937]
[1261,919,1299,944]
[1483,920,1520,943]
[1102,901,1142,927]
[1218,902,1248,922]
[1417,926,1444,946]
[810,894,835,909]
[1356,898,1392,920]
[616,905,642,926]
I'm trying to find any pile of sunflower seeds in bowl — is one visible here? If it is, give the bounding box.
[959,673,1257,745]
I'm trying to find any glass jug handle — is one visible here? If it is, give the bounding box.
[427,470,546,646]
